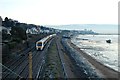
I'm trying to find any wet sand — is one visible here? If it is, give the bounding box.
[68,39,119,79]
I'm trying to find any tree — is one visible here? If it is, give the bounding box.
[10,26,27,41]
[4,17,9,22]
[2,17,15,27]
[4,17,9,27]
[2,17,10,27]
[2,29,8,40]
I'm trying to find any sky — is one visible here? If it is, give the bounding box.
[46,24,118,34]
[0,0,119,33]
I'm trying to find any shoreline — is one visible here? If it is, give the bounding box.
[67,39,119,79]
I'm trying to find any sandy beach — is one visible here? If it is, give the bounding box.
[67,39,119,80]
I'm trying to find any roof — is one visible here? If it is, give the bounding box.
[37,36,49,43]
[36,34,56,43]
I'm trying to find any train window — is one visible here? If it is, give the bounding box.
[37,42,42,46]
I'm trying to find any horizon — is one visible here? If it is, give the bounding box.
[45,24,118,34]
[0,16,118,34]
[1,16,118,34]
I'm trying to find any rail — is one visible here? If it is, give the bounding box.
[56,38,68,79]
[2,44,36,79]
[35,38,54,79]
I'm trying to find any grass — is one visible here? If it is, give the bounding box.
[43,40,64,78]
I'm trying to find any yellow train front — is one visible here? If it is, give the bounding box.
[36,42,43,50]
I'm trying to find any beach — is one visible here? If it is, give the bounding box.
[67,39,119,79]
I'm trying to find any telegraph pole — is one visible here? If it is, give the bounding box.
[29,52,32,80]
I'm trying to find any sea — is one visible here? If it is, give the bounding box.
[71,34,119,72]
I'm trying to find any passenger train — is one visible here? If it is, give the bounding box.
[36,34,56,50]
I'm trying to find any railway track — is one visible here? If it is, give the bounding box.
[18,38,53,79]
[36,36,70,79]
[8,50,40,78]
[3,45,35,66]
[2,46,36,79]
[2,35,81,79]
[56,36,78,78]
[56,37,68,78]
[36,35,81,79]
[2,38,54,79]
[2,45,35,72]
[35,38,53,79]
[2,35,47,69]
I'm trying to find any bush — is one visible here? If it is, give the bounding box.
[10,26,27,40]
[2,43,10,63]
[8,42,17,49]
[2,44,10,55]
[12,38,22,43]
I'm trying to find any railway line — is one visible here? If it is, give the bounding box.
[2,36,54,79]
[2,45,35,71]
[37,38,65,78]
[37,35,79,79]
[56,37,68,78]
[2,46,36,78]
[56,36,79,78]
[2,34,82,79]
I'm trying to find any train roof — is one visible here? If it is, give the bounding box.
[36,34,56,43]
[37,36,49,43]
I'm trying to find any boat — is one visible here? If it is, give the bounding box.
[106,39,111,43]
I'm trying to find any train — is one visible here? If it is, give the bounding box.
[36,34,56,50]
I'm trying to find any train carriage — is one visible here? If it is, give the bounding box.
[36,34,56,50]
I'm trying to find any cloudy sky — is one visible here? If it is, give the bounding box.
[0,0,119,25]
[0,0,119,33]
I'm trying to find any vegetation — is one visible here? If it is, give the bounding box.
[42,40,64,78]
[10,26,27,41]
[2,17,27,42]
[2,17,14,27]
[2,29,10,40]
[1,16,57,63]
